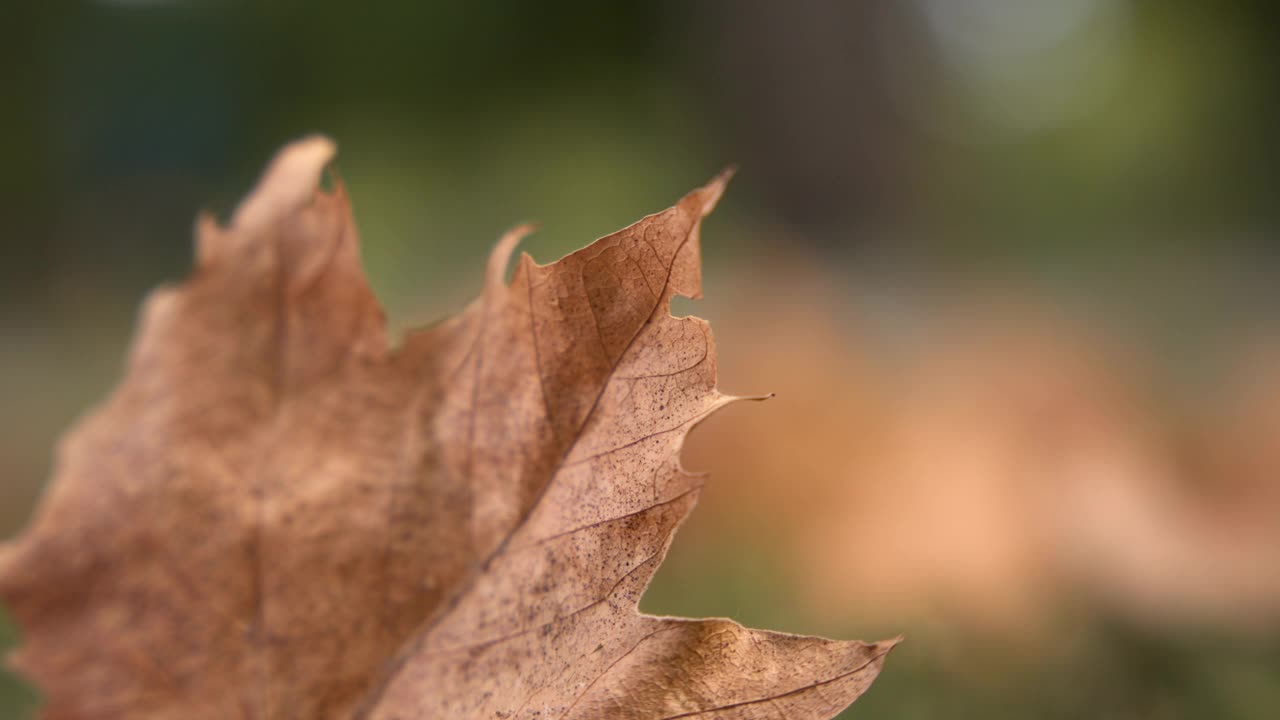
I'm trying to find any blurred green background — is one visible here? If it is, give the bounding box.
[4,1,1280,717]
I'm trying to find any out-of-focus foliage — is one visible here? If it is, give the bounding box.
[3,0,1279,717]
[673,263,1280,633]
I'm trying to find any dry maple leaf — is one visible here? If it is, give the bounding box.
[0,137,896,719]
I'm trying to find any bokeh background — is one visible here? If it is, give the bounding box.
[4,0,1280,717]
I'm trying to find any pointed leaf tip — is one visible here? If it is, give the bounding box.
[690,166,736,216]
[486,224,536,290]
[232,135,337,230]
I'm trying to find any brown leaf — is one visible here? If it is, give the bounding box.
[0,137,895,719]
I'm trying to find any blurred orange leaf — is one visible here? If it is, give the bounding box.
[683,269,1280,637]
